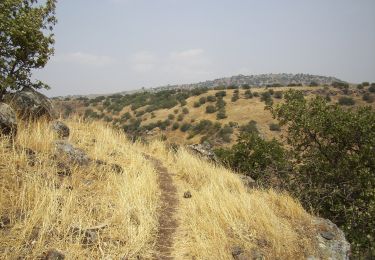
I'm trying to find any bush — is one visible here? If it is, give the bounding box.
[182,107,189,114]
[216,109,227,120]
[216,98,226,109]
[199,96,207,105]
[253,92,259,97]
[268,89,274,95]
[174,109,179,114]
[241,84,250,89]
[261,92,273,105]
[362,93,374,103]
[273,91,283,99]
[193,101,201,108]
[357,84,364,90]
[369,85,375,93]
[180,99,187,106]
[239,120,258,134]
[362,82,370,87]
[338,96,355,106]
[244,90,253,99]
[206,95,217,102]
[206,105,216,113]
[180,123,191,132]
[172,122,179,130]
[271,90,375,255]
[215,132,286,182]
[269,123,281,131]
[168,114,175,120]
[177,114,184,121]
[215,91,227,98]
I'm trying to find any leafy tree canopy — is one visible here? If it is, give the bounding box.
[0,0,57,99]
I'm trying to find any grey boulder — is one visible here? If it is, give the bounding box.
[51,121,70,138]
[54,140,90,166]
[0,102,17,136]
[7,87,54,120]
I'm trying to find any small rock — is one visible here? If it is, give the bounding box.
[54,140,90,166]
[232,246,244,257]
[56,162,72,177]
[0,215,11,228]
[51,121,70,138]
[238,174,256,188]
[320,231,335,240]
[186,143,218,162]
[111,163,123,174]
[183,191,192,199]
[43,249,65,260]
[0,102,17,137]
[82,230,98,245]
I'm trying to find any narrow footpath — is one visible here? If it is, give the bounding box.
[143,154,179,260]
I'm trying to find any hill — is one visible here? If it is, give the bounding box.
[54,83,375,147]
[0,118,349,259]
[146,73,344,92]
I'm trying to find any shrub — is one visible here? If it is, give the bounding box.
[269,123,281,131]
[177,114,184,121]
[199,96,207,104]
[369,85,375,93]
[206,105,216,114]
[206,95,217,102]
[362,82,370,86]
[338,96,355,106]
[193,101,201,108]
[215,132,286,182]
[261,92,273,105]
[325,94,331,102]
[227,85,239,90]
[273,91,283,99]
[240,120,258,134]
[362,93,374,103]
[241,84,250,89]
[309,81,319,86]
[216,109,227,120]
[180,99,187,106]
[253,92,259,97]
[182,107,189,114]
[244,90,253,99]
[174,109,179,114]
[357,84,364,90]
[216,98,226,109]
[215,91,227,98]
[172,122,179,130]
[180,123,191,132]
[268,89,274,95]
[168,114,175,120]
[271,90,375,255]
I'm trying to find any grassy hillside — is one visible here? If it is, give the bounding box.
[0,118,334,259]
[54,84,375,146]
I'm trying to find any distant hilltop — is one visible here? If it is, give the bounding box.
[63,73,346,98]
[146,73,345,92]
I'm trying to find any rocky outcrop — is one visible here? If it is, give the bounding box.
[51,121,70,138]
[0,102,17,136]
[54,140,90,166]
[186,143,218,162]
[309,217,351,260]
[7,87,54,120]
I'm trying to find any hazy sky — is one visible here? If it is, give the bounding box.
[34,0,375,97]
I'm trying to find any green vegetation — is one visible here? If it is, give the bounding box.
[338,96,355,106]
[205,105,216,114]
[216,90,375,256]
[0,0,57,100]
[269,123,281,131]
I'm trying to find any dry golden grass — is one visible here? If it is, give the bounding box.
[142,140,319,259]
[0,117,336,259]
[0,119,159,259]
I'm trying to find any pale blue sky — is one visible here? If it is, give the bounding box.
[35,0,375,96]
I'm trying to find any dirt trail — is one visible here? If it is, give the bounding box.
[143,154,179,260]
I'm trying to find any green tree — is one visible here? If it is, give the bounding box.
[270,90,375,255]
[0,0,57,100]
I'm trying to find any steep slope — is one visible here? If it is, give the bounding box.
[0,119,349,259]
